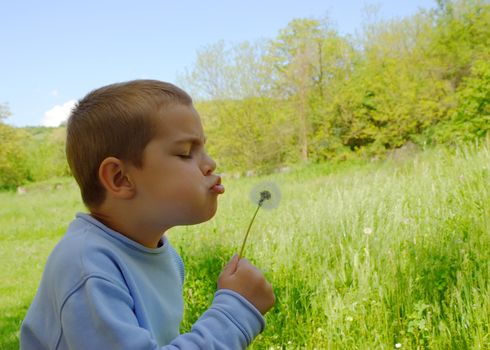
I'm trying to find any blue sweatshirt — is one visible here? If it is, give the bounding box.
[20,213,265,349]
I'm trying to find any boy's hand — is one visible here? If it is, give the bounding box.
[217,254,275,315]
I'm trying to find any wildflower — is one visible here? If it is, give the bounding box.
[395,343,402,349]
[249,181,281,210]
[363,227,373,235]
[239,181,281,257]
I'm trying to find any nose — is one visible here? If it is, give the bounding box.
[202,152,216,176]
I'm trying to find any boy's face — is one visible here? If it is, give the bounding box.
[127,104,223,231]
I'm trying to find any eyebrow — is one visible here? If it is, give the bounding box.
[173,136,207,145]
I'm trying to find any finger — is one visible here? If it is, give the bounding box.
[236,257,251,269]
[223,253,240,274]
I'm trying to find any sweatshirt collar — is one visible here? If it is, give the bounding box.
[75,212,169,255]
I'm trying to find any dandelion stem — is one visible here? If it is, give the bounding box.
[239,201,263,258]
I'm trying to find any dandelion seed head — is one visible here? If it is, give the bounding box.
[249,181,281,210]
[395,343,402,349]
[260,190,272,202]
[239,181,281,257]
[363,227,373,235]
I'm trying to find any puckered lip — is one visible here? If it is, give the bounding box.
[209,175,222,189]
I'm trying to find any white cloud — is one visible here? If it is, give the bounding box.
[41,100,77,127]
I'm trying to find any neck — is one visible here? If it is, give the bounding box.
[90,208,168,249]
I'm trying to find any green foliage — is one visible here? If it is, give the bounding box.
[0,124,70,190]
[432,58,490,143]
[3,0,490,184]
[179,40,271,100]
[181,0,490,170]
[24,127,70,182]
[0,123,31,189]
[197,97,298,174]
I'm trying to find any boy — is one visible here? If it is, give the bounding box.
[20,80,275,349]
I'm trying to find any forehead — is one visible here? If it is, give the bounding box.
[153,104,205,143]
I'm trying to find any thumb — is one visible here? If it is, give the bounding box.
[222,253,240,274]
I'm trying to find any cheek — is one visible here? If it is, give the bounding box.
[165,170,204,200]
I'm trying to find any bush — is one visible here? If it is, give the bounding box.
[0,124,31,189]
[432,58,490,143]
[24,127,70,182]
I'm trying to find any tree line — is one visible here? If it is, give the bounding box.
[1,0,489,189]
[0,112,69,189]
[180,0,489,172]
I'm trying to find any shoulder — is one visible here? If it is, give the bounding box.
[44,217,129,299]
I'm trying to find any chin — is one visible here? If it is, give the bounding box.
[200,207,217,223]
[182,206,217,226]
[202,203,219,222]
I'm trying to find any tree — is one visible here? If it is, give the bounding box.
[181,40,297,172]
[432,57,490,142]
[0,104,31,189]
[24,127,71,181]
[178,40,270,100]
[197,97,296,173]
[0,103,11,121]
[179,0,490,167]
[266,17,352,162]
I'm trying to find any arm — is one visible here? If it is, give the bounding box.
[59,275,265,349]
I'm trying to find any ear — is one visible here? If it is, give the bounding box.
[98,157,135,200]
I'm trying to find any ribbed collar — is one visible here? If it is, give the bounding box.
[75,212,169,255]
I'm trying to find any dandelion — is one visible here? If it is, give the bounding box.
[395,343,402,349]
[363,227,373,235]
[249,181,281,210]
[239,181,281,257]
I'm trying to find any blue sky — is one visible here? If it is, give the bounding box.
[1,0,435,127]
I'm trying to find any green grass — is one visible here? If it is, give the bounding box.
[1,146,489,349]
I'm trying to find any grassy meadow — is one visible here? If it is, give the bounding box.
[1,145,489,349]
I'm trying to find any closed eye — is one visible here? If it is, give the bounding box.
[177,154,192,159]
